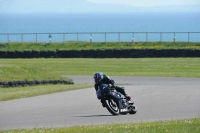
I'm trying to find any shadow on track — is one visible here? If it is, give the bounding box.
[75,115,114,117]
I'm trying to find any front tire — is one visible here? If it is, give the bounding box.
[104,98,119,115]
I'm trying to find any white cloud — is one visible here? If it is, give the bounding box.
[86,0,200,7]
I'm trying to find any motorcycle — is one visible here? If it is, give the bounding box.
[96,84,137,115]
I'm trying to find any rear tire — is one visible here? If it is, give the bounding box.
[104,98,119,115]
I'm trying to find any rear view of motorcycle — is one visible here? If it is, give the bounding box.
[96,84,137,115]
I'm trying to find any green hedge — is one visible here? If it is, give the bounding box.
[0,80,74,88]
[0,49,200,58]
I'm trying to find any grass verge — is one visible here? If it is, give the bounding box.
[1,118,200,133]
[0,58,200,82]
[0,42,200,51]
[0,84,93,101]
[0,59,71,81]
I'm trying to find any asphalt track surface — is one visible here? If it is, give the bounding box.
[0,76,200,130]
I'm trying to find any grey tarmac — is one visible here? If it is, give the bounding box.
[0,76,200,130]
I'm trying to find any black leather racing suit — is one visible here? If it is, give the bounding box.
[94,74,127,97]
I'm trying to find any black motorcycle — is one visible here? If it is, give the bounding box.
[96,84,137,115]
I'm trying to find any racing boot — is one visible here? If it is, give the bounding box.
[125,95,131,101]
[115,86,131,100]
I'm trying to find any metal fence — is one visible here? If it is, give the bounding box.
[0,32,200,43]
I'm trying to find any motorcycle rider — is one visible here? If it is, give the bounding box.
[93,72,131,106]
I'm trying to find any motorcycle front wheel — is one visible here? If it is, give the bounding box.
[104,98,119,115]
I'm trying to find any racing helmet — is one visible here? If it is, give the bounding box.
[93,72,103,84]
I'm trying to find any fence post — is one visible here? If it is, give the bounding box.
[77,33,79,43]
[118,32,120,43]
[173,32,176,43]
[132,33,134,44]
[63,33,65,43]
[48,34,52,43]
[7,33,10,43]
[90,33,92,44]
[160,32,162,42]
[146,32,148,42]
[105,33,106,43]
[21,33,23,43]
[36,33,38,43]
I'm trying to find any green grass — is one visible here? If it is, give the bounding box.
[0,84,92,101]
[0,59,69,81]
[1,118,200,133]
[0,42,200,51]
[1,59,200,131]
[1,45,200,132]
[0,58,200,82]
[0,58,200,101]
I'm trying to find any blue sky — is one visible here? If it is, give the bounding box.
[0,0,200,13]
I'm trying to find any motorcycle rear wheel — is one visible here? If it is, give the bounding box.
[104,98,119,115]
